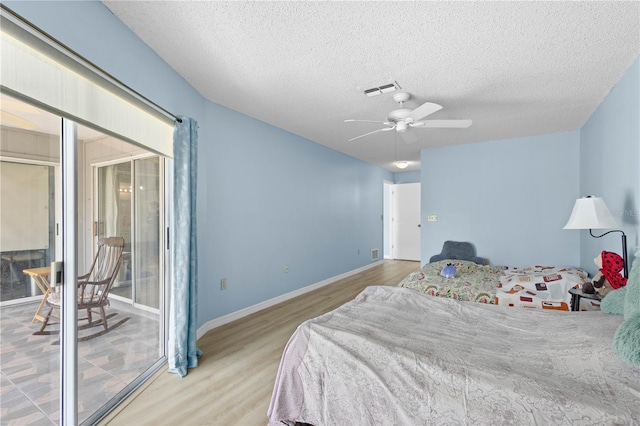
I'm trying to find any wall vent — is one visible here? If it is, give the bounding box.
[371,248,380,261]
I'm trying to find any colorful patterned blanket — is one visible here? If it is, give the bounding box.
[496,265,589,310]
[398,260,589,310]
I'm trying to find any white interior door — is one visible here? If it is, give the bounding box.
[392,183,421,261]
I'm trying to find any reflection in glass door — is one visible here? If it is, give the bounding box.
[134,157,161,309]
[97,162,131,293]
[96,157,161,311]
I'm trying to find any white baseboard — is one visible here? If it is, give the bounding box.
[196,260,384,340]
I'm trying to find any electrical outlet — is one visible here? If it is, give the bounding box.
[284,265,289,273]
[427,215,438,222]
[220,278,227,290]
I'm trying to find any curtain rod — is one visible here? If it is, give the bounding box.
[1,4,182,124]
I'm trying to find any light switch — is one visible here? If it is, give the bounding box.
[427,215,438,222]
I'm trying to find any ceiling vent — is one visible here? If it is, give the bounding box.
[363,82,400,97]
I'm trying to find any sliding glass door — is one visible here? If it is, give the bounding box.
[0,95,62,424]
[95,156,162,312]
[0,94,168,425]
[81,125,166,424]
[1,7,174,422]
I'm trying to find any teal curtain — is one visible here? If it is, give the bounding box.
[168,117,202,377]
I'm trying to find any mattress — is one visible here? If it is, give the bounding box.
[268,285,640,425]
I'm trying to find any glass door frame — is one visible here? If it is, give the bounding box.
[60,117,79,425]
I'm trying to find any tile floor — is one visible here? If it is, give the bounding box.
[1,300,159,425]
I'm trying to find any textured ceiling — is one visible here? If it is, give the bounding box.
[103,1,640,172]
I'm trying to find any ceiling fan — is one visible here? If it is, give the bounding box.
[345,92,472,143]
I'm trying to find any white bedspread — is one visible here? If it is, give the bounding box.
[268,286,640,425]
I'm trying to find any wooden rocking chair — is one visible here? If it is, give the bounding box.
[38,237,125,339]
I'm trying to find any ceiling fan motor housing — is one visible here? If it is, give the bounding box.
[387,92,413,129]
[387,108,412,124]
[393,92,411,103]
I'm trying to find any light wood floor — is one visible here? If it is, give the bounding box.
[100,260,419,426]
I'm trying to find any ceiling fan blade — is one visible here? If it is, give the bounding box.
[345,119,392,125]
[411,119,472,128]
[348,126,394,142]
[405,102,443,122]
[399,130,418,144]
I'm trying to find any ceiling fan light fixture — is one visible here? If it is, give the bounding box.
[395,121,408,132]
[395,161,409,169]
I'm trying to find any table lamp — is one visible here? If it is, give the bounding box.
[563,196,628,278]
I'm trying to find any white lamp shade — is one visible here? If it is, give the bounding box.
[563,197,619,229]
[395,161,408,169]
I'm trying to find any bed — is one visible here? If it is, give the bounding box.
[397,259,505,304]
[268,285,640,425]
[398,259,590,310]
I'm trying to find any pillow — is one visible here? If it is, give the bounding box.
[612,317,640,367]
[601,287,626,315]
[429,241,486,264]
[603,251,640,367]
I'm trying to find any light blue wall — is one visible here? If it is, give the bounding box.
[5,1,392,326]
[421,132,581,267]
[394,171,421,184]
[201,102,391,316]
[579,57,640,276]
[419,57,639,272]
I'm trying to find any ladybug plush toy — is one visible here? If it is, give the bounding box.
[591,250,627,296]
